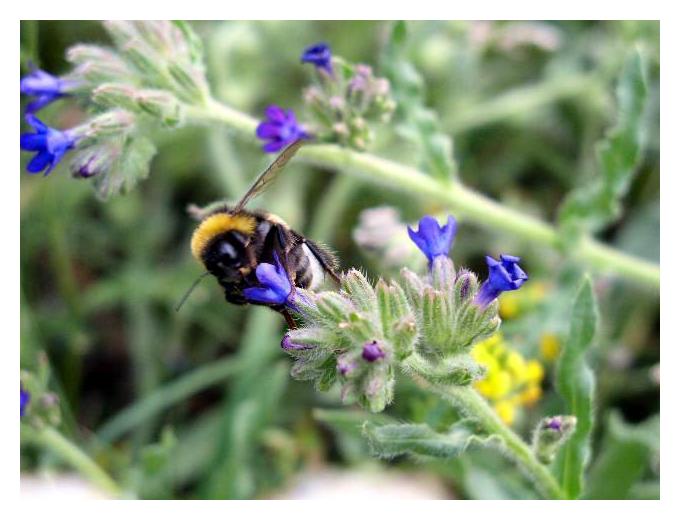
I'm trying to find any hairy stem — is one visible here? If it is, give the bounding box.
[185,99,659,289]
[403,356,563,499]
[21,426,124,498]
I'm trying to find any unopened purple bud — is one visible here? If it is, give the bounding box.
[337,357,357,376]
[362,340,385,362]
[547,417,562,431]
[281,334,313,351]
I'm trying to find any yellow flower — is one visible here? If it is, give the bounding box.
[494,400,516,425]
[472,332,545,425]
[499,292,521,319]
[499,281,549,320]
[539,333,561,362]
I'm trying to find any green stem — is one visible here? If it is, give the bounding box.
[185,99,659,289]
[96,356,241,444]
[22,426,124,498]
[417,380,563,499]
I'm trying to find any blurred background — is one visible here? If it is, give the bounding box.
[20,21,659,499]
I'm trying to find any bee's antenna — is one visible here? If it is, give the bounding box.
[175,272,211,312]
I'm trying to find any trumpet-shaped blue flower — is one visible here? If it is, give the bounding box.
[20,115,77,175]
[243,252,295,307]
[300,42,333,74]
[407,215,457,265]
[20,385,30,417]
[20,68,73,113]
[474,254,528,308]
[256,105,309,153]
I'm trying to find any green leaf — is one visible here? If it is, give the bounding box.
[553,277,599,498]
[584,412,659,499]
[559,50,649,233]
[363,421,495,459]
[382,21,458,181]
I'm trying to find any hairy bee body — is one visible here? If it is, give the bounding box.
[191,205,337,310]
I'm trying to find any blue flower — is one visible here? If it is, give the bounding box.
[20,385,30,417]
[20,68,72,113]
[407,215,457,265]
[362,340,386,362]
[255,105,309,153]
[474,254,528,309]
[20,115,77,175]
[243,252,295,307]
[300,42,333,74]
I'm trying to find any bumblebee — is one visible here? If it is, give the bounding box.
[186,140,339,325]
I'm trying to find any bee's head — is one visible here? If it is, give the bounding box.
[190,211,257,281]
[202,231,248,281]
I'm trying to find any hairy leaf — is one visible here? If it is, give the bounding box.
[363,421,496,459]
[553,277,599,498]
[93,135,156,200]
[382,21,458,181]
[559,50,649,233]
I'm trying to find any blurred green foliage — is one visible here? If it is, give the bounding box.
[20,20,659,499]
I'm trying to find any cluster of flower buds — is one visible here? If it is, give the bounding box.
[271,214,528,413]
[280,269,416,412]
[20,21,209,198]
[300,43,396,150]
[532,415,577,463]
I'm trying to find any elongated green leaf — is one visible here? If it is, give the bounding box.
[382,21,458,181]
[363,421,495,459]
[559,50,649,233]
[553,277,599,498]
[584,412,659,499]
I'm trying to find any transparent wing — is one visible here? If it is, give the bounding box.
[234,139,306,212]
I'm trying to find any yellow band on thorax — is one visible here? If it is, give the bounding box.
[190,212,256,260]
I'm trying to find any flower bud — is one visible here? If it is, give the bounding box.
[136,90,183,127]
[532,415,577,463]
[83,110,136,138]
[341,269,377,315]
[66,44,134,85]
[315,291,354,325]
[92,83,139,111]
[362,340,386,362]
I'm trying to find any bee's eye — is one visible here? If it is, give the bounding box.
[215,239,242,267]
[218,241,237,259]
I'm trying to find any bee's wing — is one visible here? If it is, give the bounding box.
[233,139,306,212]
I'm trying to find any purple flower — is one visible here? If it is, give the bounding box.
[362,340,385,362]
[20,68,73,113]
[20,385,30,417]
[255,105,309,153]
[300,42,333,74]
[407,215,457,265]
[20,115,77,175]
[243,252,295,307]
[474,254,528,309]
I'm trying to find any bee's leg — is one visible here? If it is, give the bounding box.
[282,309,297,329]
[302,239,341,285]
